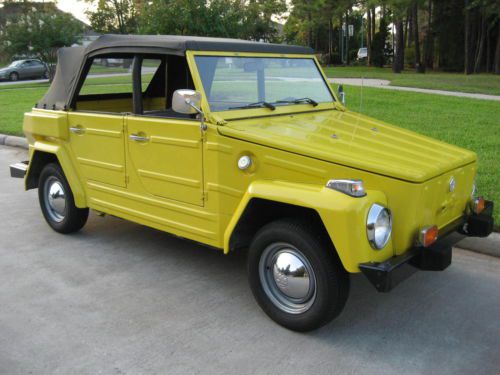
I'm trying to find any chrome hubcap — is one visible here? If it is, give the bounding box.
[44,177,66,222]
[259,243,316,314]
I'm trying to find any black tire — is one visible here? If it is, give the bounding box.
[248,218,349,332]
[38,163,89,234]
[42,71,49,79]
[9,72,19,81]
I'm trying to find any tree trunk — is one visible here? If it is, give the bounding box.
[404,14,409,48]
[486,26,490,73]
[424,0,434,69]
[474,11,486,73]
[371,7,376,42]
[407,7,413,48]
[464,0,473,74]
[367,8,372,66]
[328,18,333,64]
[495,25,500,74]
[345,10,350,65]
[393,20,404,73]
[413,1,424,72]
[307,9,313,48]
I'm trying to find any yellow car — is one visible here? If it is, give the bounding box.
[10,35,494,331]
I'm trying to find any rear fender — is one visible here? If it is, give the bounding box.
[26,141,86,208]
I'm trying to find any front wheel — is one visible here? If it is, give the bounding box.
[9,72,19,81]
[247,218,349,332]
[38,163,89,234]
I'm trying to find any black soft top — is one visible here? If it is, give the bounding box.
[86,34,314,56]
[38,34,314,110]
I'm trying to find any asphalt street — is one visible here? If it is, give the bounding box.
[1,145,499,375]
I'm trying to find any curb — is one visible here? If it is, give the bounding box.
[0,133,498,257]
[1,134,28,150]
[456,233,500,258]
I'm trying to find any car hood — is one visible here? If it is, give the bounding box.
[0,68,10,73]
[217,109,476,183]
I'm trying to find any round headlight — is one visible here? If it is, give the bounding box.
[367,204,392,249]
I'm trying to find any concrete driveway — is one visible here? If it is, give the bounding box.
[1,145,499,375]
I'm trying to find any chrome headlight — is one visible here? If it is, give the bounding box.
[367,204,392,249]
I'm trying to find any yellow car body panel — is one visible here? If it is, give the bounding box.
[223,181,392,272]
[21,50,479,274]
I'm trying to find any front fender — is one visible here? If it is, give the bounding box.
[224,180,394,273]
[26,141,86,208]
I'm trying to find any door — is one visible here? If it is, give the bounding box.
[68,112,127,187]
[32,61,46,77]
[18,61,32,79]
[126,116,204,206]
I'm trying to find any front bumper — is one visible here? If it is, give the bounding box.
[359,201,494,292]
[9,161,29,178]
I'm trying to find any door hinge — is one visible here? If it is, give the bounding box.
[125,175,130,185]
[202,191,208,203]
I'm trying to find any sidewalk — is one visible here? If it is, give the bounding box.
[328,78,500,101]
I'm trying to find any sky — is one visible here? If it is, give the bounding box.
[54,0,91,24]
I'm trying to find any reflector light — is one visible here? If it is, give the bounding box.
[326,179,366,197]
[419,225,439,247]
[473,197,485,214]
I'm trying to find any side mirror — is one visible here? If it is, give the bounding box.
[337,85,346,105]
[172,89,207,131]
[172,89,202,114]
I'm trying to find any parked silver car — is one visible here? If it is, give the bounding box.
[0,59,48,81]
[357,47,368,60]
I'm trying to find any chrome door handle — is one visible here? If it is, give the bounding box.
[129,134,149,142]
[69,126,85,134]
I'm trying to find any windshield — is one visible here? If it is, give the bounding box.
[194,56,334,112]
[8,61,23,67]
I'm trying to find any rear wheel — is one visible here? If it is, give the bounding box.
[9,72,19,81]
[247,218,349,331]
[38,163,89,233]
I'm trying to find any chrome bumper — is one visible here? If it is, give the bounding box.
[9,161,28,178]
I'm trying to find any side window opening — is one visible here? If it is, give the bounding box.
[138,54,195,119]
[74,54,134,113]
[73,53,195,118]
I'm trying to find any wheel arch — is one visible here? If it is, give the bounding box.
[26,145,86,208]
[224,180,392,273]
[228,198,334,255]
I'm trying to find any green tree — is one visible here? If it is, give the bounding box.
[0,9,84,79]
[86,0,138,34]
[138,0,285,41]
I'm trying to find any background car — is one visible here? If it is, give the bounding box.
[357,47,368,60]
[0,59,49,81]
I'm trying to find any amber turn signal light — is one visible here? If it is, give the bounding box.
[472,197,485,214]
[418,225,439,247]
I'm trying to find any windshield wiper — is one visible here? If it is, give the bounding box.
[275,97,319,107]
[228,101,276,110]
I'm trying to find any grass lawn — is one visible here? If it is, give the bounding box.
[323,66,500,96]
[0,80,498,225]
[342,84,499,226]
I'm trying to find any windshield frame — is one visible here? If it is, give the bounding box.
[186,51,339,120]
